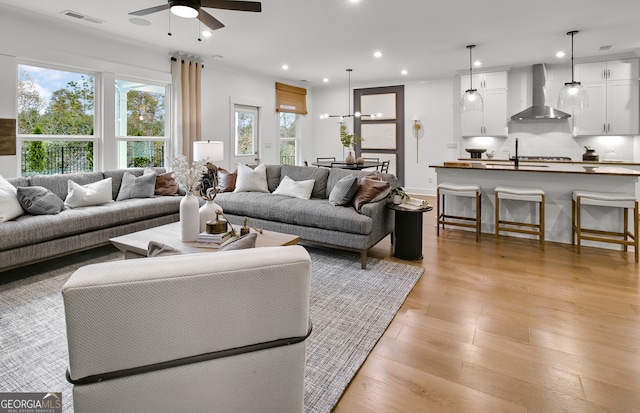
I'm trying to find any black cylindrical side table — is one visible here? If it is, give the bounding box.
[387,204,432,260]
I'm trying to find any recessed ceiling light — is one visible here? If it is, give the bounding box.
[373,51,382,58]
[473,61,481,67]
[556,51,566,58]
[401,69,408,75]
[201,30,212,38]
[282,64,289,70]
[349,0,360,3]
[323,78,329,83]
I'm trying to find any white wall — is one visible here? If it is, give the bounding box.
[0,5,312,178]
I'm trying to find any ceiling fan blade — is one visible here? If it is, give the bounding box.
[201,0,261,12]
[198,10,225,31]
[129,4,170,16]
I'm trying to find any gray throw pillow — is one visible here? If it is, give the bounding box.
[218,233,257,252]
[16,186,65,215]
[117,172,156,201]
[329,175,359,206]
[147,241,182,257]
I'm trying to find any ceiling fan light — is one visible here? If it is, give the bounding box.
[171,5,198,18]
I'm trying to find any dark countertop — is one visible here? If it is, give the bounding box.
[457,158,640,166]
[431,161,640,176]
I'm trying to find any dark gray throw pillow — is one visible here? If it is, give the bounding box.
[117,172,156,201]
[328,175,359,206]
[16,186,65,215]
[147,241,182,257]
[218,233,257,252]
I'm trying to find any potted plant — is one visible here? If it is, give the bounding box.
[390,187,410,205]
[339,125,363,164]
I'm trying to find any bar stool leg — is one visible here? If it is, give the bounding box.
[624,207,629,252]
[476,191,481,242]
[576,197,582,255]
[540,194,545,250]
[436,189,441,236]
[494,192,499,243]
[635,201,639,263]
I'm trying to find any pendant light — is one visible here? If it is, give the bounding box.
[319,69,382,119]
[460,45,483,112]
[558,30,589,109]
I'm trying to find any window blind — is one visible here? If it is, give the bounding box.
[275,82,308,115]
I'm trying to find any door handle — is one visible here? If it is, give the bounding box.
[603,124,606,133]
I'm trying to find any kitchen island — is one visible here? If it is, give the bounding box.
[430,161,640,247]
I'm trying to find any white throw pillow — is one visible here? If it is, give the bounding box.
[0,175,24,222]
[234,163,269,193]
[64,177,114,208]
[273,175,315,200]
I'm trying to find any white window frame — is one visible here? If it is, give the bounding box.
[16,60,101,172]
[114,77,170,168]
[278,112,300,165]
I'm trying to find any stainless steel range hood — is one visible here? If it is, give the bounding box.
[511,64,571,120]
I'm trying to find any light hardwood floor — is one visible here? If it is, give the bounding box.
[334,196,640,413]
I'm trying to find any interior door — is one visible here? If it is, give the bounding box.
[230,105,260,167]
[355,85,405,186]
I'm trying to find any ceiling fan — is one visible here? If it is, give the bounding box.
[129,0,262,31]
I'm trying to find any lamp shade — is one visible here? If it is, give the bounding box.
[558,82,589,109]
[193,141,224,162]
[461,89,484,112]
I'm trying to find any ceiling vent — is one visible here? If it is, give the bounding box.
[61,10,105,24]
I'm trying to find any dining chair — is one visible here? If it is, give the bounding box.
[317,157,336,162]
[379,160,390,173]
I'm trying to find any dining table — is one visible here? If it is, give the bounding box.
[311,160,382,170]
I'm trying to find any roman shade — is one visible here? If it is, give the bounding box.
[275,82,308,115]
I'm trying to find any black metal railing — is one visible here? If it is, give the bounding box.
[126,145,165,168]
[21,145,93,176]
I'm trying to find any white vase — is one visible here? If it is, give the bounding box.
[392,194,402,205]
[180,193,200,242]
[199,199,223,233]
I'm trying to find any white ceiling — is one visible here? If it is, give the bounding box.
[2,0,640,88]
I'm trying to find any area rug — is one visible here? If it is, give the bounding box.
[0,245,423,413]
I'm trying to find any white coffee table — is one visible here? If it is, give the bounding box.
[110,221,300,259]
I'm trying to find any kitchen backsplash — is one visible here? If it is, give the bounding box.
[462,119,636,161]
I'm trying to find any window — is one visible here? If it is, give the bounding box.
[18,64,96,176]
[115,79,167,168]
[279,112,299,165]
[234,105,258,156]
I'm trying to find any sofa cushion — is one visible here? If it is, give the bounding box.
[215,192,372,235]
[0,175,24,222]
[352,178,390,212]
[235,163,269,193]
[265,165,282,193]
[65,178,114,208]
[218,233,257,251]
[328,175,359,206]
[216,167,237,193]
[273,176,315,200]
[0,196,182,251]
[17,186,65,215]
[29,171,104,201]
[147,241,182,257]
[154,172,180,196]
[281,165,329,199]
[116,172,156,201]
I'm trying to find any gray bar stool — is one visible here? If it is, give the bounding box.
[572,190,638,262]
[494,186,545,250]
[437,182,482,241]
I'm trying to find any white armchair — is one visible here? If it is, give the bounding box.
[62,246,311,413]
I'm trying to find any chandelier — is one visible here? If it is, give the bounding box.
[319,69,382,119]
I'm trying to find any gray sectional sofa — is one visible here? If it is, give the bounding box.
[215,164,397,268]
[1,168,182,272]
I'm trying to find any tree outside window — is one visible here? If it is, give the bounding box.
[279,112,298,165]
[18,64,95,176]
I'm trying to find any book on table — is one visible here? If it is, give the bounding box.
[396,198,432,211]
[196,231,232,243]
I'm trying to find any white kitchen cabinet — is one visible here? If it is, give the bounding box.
[460,71,508,136]
[572,59,639,136]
